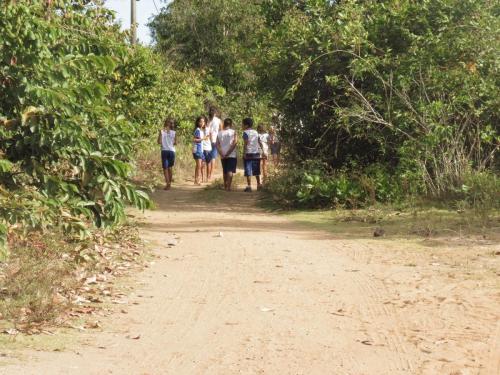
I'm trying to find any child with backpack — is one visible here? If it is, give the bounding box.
[242,117,263,192]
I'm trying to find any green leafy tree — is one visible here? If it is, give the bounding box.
[150,0,264,91]
[258,0,499,195]
[0,1,167,254]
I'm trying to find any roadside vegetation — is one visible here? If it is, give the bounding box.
[0,1,208,330]
[0,0,498,332]
[151,0,498,233]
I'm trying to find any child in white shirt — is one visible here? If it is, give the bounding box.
[216,118,238,191]
[242,117,263,192]
[201,116,212,182]
[157,118,176,190]
[192,116,205,185]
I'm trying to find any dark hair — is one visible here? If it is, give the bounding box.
[242,117,254,128]
[223,118,233,128]
[195,116,205,128]
[164,118,174,128]
[209,106,217,116]
[257,124,266,133]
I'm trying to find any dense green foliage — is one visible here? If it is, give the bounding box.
[259,0,499,195]
[150,0,274,122]
[265,159,403,209]
[150,0,261,91]
[0,1,207,257]
[1,0,497,256]
[152,0,499,208]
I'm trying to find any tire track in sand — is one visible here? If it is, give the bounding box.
[2,180,497,375]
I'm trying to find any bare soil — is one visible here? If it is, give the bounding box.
[1,179,499,375]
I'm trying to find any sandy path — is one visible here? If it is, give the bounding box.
[2,181,499,375]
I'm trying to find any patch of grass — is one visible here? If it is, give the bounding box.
[202,172,247,199]
[278,205,500,241]
[0,236,77,327]
[0,328,74,356]
[200,182,226,203]
[205,177,225,191]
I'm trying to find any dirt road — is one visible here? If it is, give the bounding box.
[2,181,499,374]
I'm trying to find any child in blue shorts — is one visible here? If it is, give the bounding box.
[192,116,205,185]
[201,116,213,182]
[216,118,238,191]
[158,118,176,190]
[242,117,263,192]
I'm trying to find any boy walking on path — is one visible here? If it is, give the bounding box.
[158,118,176,190]
[242,117,262,192]
[216,118,238,191]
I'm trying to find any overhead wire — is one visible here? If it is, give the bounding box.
[152,0,160,13]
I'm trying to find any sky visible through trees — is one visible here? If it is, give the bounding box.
[105,0,162,44]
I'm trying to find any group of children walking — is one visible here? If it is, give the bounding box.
[158,107,281,192]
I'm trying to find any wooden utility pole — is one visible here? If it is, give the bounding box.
[131,0,137,45]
